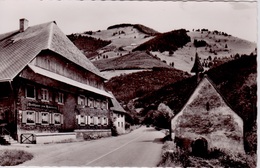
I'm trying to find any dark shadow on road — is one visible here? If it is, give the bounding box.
[140,138,164,144]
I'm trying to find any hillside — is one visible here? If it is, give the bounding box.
[105,67,190,104]
[67,34,111,58]
[84,24,157,60]
[135,55,257,153]
[149,29,256,73]
[107,23,160,36]
[68,24,256,78]
[93,51,172,71]
[133,29,191,52]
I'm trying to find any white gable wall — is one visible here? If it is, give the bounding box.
[171,77,244,154]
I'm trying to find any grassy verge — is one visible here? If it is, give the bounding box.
[158,141,256,168]
[0,149,33,166]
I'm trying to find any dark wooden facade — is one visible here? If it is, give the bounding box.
[0,50,110,141]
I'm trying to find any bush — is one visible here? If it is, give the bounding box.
[111,124,118,136]
[194,39,207,47]
[0,149,33,166]
[219,153,250,168]
[158,141,191,167]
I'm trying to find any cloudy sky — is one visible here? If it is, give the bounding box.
[0,0,257,42]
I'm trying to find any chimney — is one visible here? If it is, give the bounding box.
[19,18,29,32]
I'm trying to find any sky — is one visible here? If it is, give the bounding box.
[0,0,258,42]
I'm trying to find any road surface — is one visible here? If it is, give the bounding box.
[19,126,165,167]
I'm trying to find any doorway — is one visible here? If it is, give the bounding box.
[192,137,208,157]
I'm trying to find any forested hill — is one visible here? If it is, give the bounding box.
[135,55,257,153]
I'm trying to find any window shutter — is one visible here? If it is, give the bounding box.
[81,115,85,125]
[49,113,52,124]
[22,111,27,123]
[49,91,52,102]
[35,112,40,124]
[77,97,80,105]
[37,89,42,100]
[87,116,91,125]
[77,115,81,125]
[85,116,88,124]
[61,114,64,124]
[39,112,42,124]
[94,116,98,125]
[55,93,58,102]
[85,97,88,107]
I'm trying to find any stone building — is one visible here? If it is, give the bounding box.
[171,75,244,155]
[0,19,113,143]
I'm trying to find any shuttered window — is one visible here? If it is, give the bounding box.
[98,117,101,125]
[53,113,62,125]
[78,96,85,105]
[88,116,94,125]
[22,111,36,125]
[41,112,49,125]
[102,117,108,125]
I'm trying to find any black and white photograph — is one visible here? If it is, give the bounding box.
[0,0,257,167]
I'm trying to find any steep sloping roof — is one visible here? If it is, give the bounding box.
[109,92,126,113]
[180,75,239,115]
[0,21,103,81]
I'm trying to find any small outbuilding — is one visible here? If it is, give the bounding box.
[171,75,244,155]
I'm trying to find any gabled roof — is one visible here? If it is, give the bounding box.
[0,21,104,82]
[109,92,126,113]
[173,75,241,121]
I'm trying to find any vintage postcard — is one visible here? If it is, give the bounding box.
[0,0,257,167]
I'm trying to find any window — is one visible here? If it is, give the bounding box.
[88,98,94,108]
[121,122,124,128]
[101,101,107,110]
[57,92,64,104]
[118,122,120,127]
[98,117,102,125]
[94,100,100,109]
[80,115,85,125]
[53,113,61,125]
[103,117,108,125]
[78,95,85,105]
[26,85,35,99]
[41,89,49,101]
[41,112,49,125]
[88,116,94,125]
[22,111,36,125]
[94,116,98,125]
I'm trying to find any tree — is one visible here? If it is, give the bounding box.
[208,55,212,61]
[169,50,174,56]
[191,52,204,75]
[157,103,174,140]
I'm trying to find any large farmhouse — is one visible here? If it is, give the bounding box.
[171,56,244,155]
[0,19,114,143]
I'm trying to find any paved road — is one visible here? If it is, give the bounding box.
[19,126,165,167]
